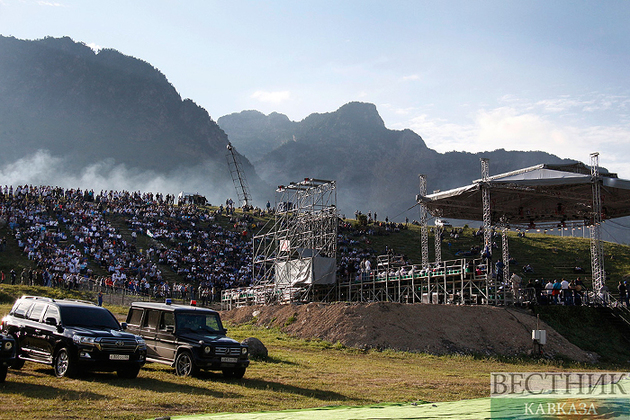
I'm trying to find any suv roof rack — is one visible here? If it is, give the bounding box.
[17,296,95,306]
[56,298,96,306]
[18,295,55,302]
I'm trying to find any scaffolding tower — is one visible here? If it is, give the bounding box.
[418,175,429,269]
[480,158,492,254]
[222,178,337,308]
[590,152,605,298]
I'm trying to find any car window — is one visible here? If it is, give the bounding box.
[12,300,34,318]
[159,312,175,330]
[27,302,47,321]
[59,306,120,330]
[142,310,160,329]
[205,314,221,331]
[127,308,144,326]
[176,312,221,333]
[42,305,60,324]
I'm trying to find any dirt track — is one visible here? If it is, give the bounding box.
[222,302,597,363]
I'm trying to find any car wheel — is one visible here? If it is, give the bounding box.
[53,347,76,378]
[0,365,7,382]
[10,357,24,370]
[117,365,140,379]
[174,351,198,377]
[10,335,24,369]
[222,367,246,379]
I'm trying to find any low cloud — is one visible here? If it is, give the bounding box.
[476,107,568,150]
[0,150,236,206]
[250,90,291,105]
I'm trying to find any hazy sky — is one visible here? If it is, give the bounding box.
[1,0,629,177]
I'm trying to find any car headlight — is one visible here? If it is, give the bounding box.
[241,347,248,355]
[73,335,97,345]
[3,341,13,351]
[203,345,211,355]
[135,336,146,346]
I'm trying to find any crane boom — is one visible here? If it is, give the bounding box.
[226,142,252,207]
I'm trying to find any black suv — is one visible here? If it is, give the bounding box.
[0,333,16,382]
[1,296,147,378]
[126,301,249,378]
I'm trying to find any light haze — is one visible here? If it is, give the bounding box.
[1,0,629,177]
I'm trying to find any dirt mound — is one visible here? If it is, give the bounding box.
[222,302,597,363]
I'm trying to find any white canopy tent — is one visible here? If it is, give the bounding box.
[421,162,630,227]
[417,158,630,301]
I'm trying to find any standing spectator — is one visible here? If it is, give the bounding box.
[618,281,627,307]
[574,277,585,306]
[599,283,610,306]
[544,280,554,304]
[552,279,562,304]
[561,278,571,305]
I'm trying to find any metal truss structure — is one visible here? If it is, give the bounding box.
[480,158,492,253]
[434,225,443,264]
[416,153,626,305]
[501,223,510,285]
[222,178,337,308]
[418,175,429,269]
[590,153,605,298]
[220,154,621,310]
[335,257,505,306]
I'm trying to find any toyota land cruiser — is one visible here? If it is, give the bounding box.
[1,296,147,378]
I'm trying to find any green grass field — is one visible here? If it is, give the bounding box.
[0,291,600,420]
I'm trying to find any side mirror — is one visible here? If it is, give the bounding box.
[45,317,57,326]
[221,328,228,335]
[56,325,64,333]
[121,322,128,330]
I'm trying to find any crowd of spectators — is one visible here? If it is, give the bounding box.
[336,215,414,282]
[521,277,589,306]
[3,187,623,309]
[0,185,257,302]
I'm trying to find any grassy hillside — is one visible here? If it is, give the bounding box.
[3,202,628,291]
[531,305,630,365]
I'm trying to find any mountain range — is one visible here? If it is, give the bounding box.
[218,103,572,220]
[3,35,627,243]
[0,35,261,202]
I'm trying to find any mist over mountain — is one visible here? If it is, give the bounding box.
[0,35,264,204]
[219,102,573,221]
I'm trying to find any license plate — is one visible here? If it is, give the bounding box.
[221,357,238,363]
[109,354,130,360]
